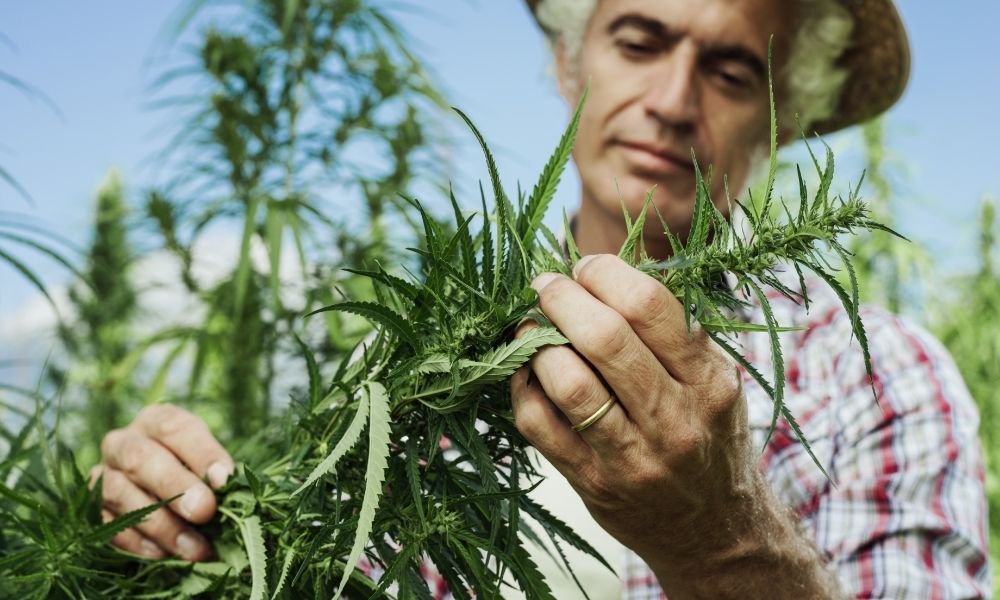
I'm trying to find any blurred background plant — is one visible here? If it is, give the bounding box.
[931,196,1000,572]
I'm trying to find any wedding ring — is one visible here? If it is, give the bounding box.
[572,396,618,432]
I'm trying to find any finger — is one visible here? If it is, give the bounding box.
[572,254,727,384]
[528,340,635,451]
[531,272,679,424]
[510,365,592,476]
[99,467,212,561]
[102,508,165,559]
[101,427,218,524]
[132,404,235,489]
[517,320,632,445]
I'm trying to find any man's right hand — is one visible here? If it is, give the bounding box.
[90,404,234,561]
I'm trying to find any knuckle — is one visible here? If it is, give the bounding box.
[140,404,202,438]
[703,362,742,410]
[513,403,544,442]
[100,427,127,459]
[538,276,573,307]
[117,434,154,476]
[620,278,668,325]
[99,469,130,508]
[582,317,630,358]
[576,253,616,283]
[551,371,596,412]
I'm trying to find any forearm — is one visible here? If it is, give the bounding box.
[647,473,847,600]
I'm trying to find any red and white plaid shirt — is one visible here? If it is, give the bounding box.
[620,270,991,598]
[365,267,992,598]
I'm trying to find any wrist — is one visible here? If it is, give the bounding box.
[645,473,842,599]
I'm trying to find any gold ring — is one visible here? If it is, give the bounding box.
[572,396,618,433]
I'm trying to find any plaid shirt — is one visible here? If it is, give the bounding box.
[622,271,991,599]
[364,268,991,599]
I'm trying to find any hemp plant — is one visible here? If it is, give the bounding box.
[933,196,1000,582]
[2,61,893,596]
[134,0,447,439]
[49,171,140,464]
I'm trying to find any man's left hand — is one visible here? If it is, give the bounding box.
[511,253,759,577]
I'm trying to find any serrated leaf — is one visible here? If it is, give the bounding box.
[406,327,568,403]
[747,280,785,440]
[80,497,172,546]
[335,381,392,599]
[520,84,588,245]
[270,547,295,600]
[293,391,370,496]
[239,515,267,600]
[415,353,451,374]
[305,301,419,351]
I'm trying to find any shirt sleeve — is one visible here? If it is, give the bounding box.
[816,311,991,599]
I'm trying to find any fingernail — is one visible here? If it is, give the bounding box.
[572,254,597,278]
[531,273,558,292]
[175,532,205,560]
[180,485,207,519]
[140,539,165,559]
[207,461,233,489]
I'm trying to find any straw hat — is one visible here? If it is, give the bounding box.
[523,0,911,136]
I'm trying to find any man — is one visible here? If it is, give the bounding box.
[92,0,990,597]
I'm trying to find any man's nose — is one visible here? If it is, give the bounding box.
[641,44,700,131]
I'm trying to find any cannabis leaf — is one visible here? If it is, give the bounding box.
[335,381,392,599]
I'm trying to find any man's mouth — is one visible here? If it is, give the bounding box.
[616,141,697,177]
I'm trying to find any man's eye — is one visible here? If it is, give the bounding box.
[716,69,751,89]
[615,39,656,57]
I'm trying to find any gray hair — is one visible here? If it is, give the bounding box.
[534,0,854,134]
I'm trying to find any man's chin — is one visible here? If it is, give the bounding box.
[611,176,696,215]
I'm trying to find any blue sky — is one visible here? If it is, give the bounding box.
[2,1,998,315]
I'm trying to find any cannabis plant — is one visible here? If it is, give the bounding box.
[48,171,139,464]
[135,0,448,438]
[2,63,894,596]
[933,196,1000,584]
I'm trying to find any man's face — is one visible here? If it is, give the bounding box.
[559,0,793,239]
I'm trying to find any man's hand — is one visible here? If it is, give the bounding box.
[512,254,841,598]
[90,404,234,561]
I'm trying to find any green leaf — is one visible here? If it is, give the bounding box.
[707,331,831,481]
[293,390,370,496]
[305,301,419,352]
[406,327,568,404]
[618,188,653,262]
[335,381,392,599]
[415,353,451,374]
[80,497,173,546]
[239,515,267,600]
[295,334,322,408]
[520,84,588,245]
[0,247,56,310]
[233,194,262,321]
[265,201,285,309]
[367,542,421,599]
[270,547,295,600]
[747,280,785,441]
